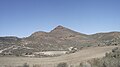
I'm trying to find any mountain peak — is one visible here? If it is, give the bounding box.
[49,25,85,38]
[50,25,68,33]
[54,25,65,29]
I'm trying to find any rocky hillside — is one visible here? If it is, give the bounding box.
[21,25,92,51]
[91,32,120,46]
[0,25,120,56]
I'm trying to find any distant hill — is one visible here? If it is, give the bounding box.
[91,32,120,46]
[22,25,92,51]
[0,25,120,56]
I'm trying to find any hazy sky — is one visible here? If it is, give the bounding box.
[0,0,120,37]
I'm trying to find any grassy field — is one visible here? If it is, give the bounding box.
[0,46,117,67]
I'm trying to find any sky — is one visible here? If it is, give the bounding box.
[0,0,120,37]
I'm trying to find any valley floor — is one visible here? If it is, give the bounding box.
[0,46,118,67]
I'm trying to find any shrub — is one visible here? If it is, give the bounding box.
[33,64,41,67]
[89,47,120,67]
[57,62,68,67]
[23,63,29,67]
[79,62,91,67]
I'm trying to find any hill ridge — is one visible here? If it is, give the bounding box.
[0,25,120,56]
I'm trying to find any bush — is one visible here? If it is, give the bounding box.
[23,63,29,67]
[79,62,91,67]
[33,64,41,67]
[88,47,120,67]
[57,62,68,67]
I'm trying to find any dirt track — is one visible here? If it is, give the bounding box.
[0,46,117,67]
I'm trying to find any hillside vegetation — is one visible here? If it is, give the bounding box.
[0,25,120,56]
[79,47,120,67]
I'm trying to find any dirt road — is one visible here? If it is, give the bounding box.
[0,46,117,67]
